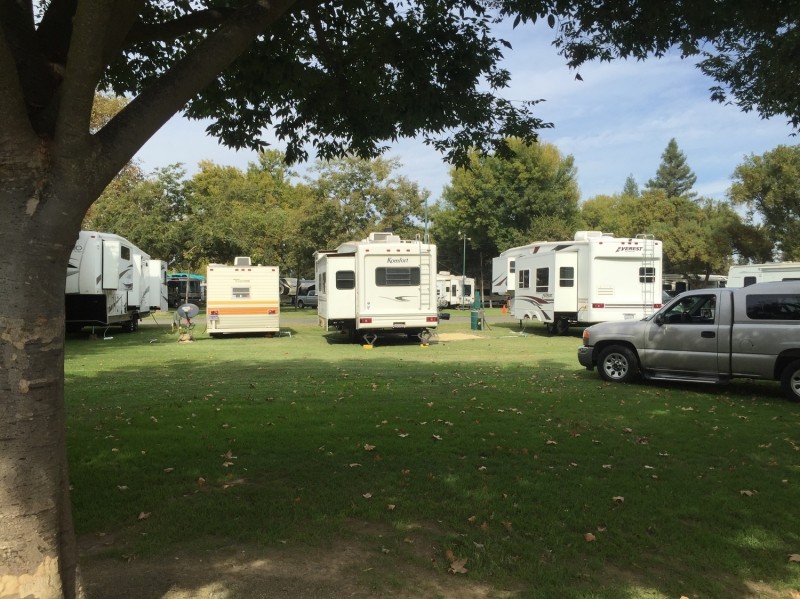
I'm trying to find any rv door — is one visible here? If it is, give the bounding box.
[102,239,121,290]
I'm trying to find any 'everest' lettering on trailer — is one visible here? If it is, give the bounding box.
[387,257,410,263]
[615,246,643,253]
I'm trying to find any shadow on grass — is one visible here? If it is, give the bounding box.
[65,341,800,599]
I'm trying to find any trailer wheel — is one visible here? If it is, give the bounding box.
[780,359,800,402]
[121,315,139,333]
[597,345,640,383]
[554,318,570,335]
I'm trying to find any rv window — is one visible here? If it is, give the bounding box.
[536,268,549,292]
[518,269,530,289]
[509,260,515,274]
[375,267,420,286]
[559,267,575,288]
[451,285,457,296]
[464,284,472,296]
[746,294,800,320]
[121,246,131,260]
[336,271,355,290]
[232,287,251,299]
[639,267,656,283]
[744,276,757,287]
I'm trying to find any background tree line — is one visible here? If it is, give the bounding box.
[86,133,800,288]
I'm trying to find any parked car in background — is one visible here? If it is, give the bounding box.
[297,289,318,309]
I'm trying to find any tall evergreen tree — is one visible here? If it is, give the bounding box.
[622,174,640,197]
[645,138,698,198]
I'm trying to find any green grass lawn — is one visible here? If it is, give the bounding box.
[65,308,800,598]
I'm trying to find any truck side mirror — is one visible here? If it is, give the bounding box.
[655,313,665,326]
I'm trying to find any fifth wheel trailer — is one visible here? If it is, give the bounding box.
[315,231,438,344]
[436,271,475,308]
[502,231,663,335]
[727,262,800,287]
[65,230,167,332]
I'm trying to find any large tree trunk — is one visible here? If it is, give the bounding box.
[0,157,84,598]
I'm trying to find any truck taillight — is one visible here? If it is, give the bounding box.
[426,316,438,323]
[359,317,372,324]
[592,303,604,309]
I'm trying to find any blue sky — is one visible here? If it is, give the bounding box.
[134,21,795,203]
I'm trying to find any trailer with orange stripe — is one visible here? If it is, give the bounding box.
[206,257,280,336]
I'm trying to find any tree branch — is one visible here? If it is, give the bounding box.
[54,0,117,158]
[89,0,302,207]
[0,17,38,152]
[0,0,61,136]
[125,8,233,45]
[36,0,77,67]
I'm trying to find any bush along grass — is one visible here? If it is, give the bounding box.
[65,313,800,598]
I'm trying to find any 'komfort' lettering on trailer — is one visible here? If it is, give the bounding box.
[386,257,410,263]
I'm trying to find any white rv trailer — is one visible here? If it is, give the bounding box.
[65,230,167,332]
[315,231,438,344]
[206,257,280,336]
[436,271,476,308]
[662,273,727,296]
[727,262,800,287]
[491,241,544,296]
[508,231,663,334]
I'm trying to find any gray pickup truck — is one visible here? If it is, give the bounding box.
[578,281,800,401]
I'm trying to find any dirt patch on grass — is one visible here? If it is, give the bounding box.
[435,332,484,342]
[80,524,516,599]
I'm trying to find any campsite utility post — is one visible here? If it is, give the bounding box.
[459,230,470,308]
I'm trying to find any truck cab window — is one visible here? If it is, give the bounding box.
[663,294,716,324]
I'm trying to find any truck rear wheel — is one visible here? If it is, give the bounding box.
[780,359,800,402]
[597,345,640,383]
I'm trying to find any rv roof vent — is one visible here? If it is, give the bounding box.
[367,231,400,243]
[234,256,252,266]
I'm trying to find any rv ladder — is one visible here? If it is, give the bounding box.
[419,252,432,310]
[637,233,656,315]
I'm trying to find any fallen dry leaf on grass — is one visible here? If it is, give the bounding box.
[740,489,755,497]
[788,554,800,562]
[448,558,468,574]
[584,532,596,542]
[363,444,376,451]
[137,512,151,521]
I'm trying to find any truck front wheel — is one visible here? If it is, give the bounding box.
[780,359,800,402]
[597,345,640,383]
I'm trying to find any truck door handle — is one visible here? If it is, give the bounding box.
[701,331,716,338]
